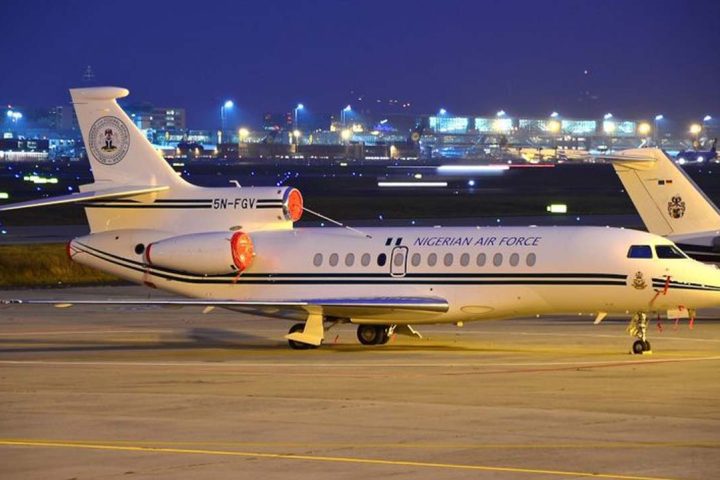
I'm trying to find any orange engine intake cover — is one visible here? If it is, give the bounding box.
[230,231,255,271]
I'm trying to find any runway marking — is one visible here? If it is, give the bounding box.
[0,329,173,337]
[15,439,715,450]
[0,439,680,480]
[1,356,719,370]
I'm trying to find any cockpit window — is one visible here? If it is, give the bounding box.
[627,245,653,259]
[655,245,686,259]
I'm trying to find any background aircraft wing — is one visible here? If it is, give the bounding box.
[0,185,169,212]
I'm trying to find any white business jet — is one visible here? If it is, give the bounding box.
[2,88,720,353]
[608,148,720,264]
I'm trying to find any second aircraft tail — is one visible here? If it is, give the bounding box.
[609,148,720,237]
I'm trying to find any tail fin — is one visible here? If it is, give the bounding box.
[609,148,720,236]
[70,87,187,188]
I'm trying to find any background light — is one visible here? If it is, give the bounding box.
[655,114,664,121]
[223,100,234,109]
[550,111,559,118]
[637,123,651,136]
[603,113,613,119]
[689,124,702,135]
[439,108,447,115]
[496,110,506,117]
[343,105,352,112]
[340,129,352,140]
[296,103,304,110]
[704,115,712,121]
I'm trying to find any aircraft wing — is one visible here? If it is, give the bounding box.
[0,185,169,212]
[0,296,449,318]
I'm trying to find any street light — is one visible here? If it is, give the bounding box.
[341,105,352,125]
[550,111,559,118]
[294,103,304,129]
[496,110,506,117]
[689,123,702,136]
[703,115,712,122]
[603,113,613,120]
[438,108,447,116]
[340,129,352,141]
[637,122,651,136]
[238,128,249,143]
[654,114,664,145]
[220,100,234,132]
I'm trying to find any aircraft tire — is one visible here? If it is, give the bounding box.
[288,323,314,350]
[632,340,645,355]
[357,325,384,345]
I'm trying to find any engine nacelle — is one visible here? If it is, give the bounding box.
[145,231,254,275]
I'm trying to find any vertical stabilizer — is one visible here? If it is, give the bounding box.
[70,87,187,188]
[610,148,720,236]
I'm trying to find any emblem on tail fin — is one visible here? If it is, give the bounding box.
[89,116,130,165]
[667,195,686,219]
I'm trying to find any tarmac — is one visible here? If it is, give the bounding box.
[1,285,719,480]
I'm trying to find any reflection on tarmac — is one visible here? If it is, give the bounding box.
[1,286,719,479]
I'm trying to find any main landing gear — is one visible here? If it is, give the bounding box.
[356,325,393,346]
[627,312,652,355]
[287,323,319,350]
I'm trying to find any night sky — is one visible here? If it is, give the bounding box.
[2,0,719,128]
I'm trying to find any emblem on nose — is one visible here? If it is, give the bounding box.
[631,271,648,290]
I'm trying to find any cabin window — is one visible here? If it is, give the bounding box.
[476,253,487,267]
[329,253,339,266]
[377,253,387,267]
[427,253,438,267]
[345,253,355,267]
[444,253,453,267]
[411,253,421,267]
[493,253,503,266]
[655,245,686,259]
[526,253,536,267]
[509,253,520,267]
[361,253,371,266]
[627,245,653,259]
[460,253,470,267]
[393,252,405,267]
[313,253,323,267]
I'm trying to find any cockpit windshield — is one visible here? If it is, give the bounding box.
[655,245,687,259]
[627,245,653,259]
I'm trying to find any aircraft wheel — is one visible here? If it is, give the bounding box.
[357,325,384,345]
[642,340,651,352]
[378,327,390,345]
[288,323,314,350]
[632,340,645,355]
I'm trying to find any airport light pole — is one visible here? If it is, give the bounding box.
[294,104,304,130]
[654,114,663,145]
[220,100,234,136]
[341,105,351,126]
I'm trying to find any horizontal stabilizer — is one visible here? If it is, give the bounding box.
[0,185,169,212]
[598,154,656,164]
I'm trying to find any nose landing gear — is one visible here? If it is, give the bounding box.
[627,312,652,355]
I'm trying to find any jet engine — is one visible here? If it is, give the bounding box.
[145,231,254,275]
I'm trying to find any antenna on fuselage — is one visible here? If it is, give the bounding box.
[302,206,372,239]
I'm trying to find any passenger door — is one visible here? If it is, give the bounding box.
[390,246,408,277]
